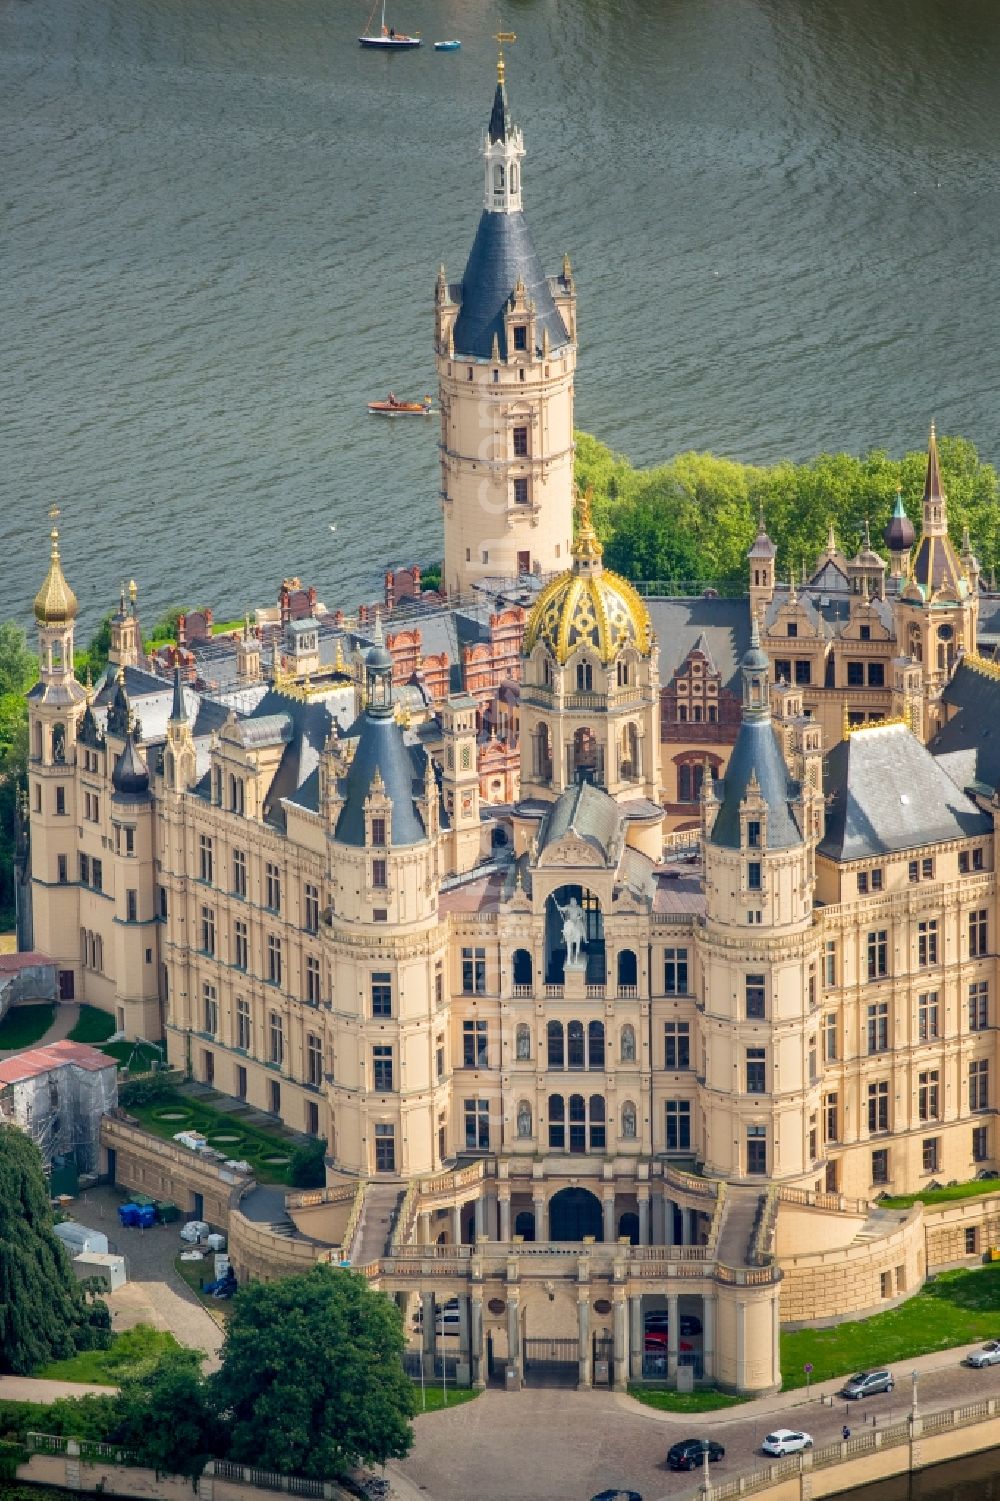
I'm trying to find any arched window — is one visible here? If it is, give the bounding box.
[620,722,639,781]
[516,1100,532,1138]
[588,1020,605,1070]
[576,661,593,692]
[494,163,505,192]
[512,948,532,988]
[33,721,42,759]
[510,165,518,194]
[568,1020,585,1070]
[678,761,704,803]
[569,1093,586,1153]
[548,1093,565,1149]
[547,1020,564,1070]
[617,657,631,687]
[536,722,553,781]
[572,727,598,783]
[620,1024,636,1061]
[621,1100,637,1139]
[52,723,65,763]
[908,624,922,663]
[165,751,175,789]
[678,704,687,723]
[589,1095,606,1151]
[515,1023,531,1060]
[617,949,637,989]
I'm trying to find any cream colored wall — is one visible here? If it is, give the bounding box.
[779,1205,925,1324]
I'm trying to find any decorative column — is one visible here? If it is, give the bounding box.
[474,1195,486,1242]
[470,1293,486,1389]
[637,1189,650,1247]
[419,1211,432,1245]
[702,1293,716,1382]
[506,1293,522,1390]
[451,1204,462,1244]
[602,1192,615,1243]
[629,1294,643,1381]
[612,1293,628,1391]
[533,1189,546,1241]
[667,1292,679,1382]
[664,1198,677,1244]
[577,1293,592,1389]
[499,1191,512,1242]
[458,1296,471,1385]
[421,1290,436,1378]
[651,1192,665,1246]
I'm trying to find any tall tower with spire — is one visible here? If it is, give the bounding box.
[435,46,577,600]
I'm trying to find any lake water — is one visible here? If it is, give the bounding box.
[4,0,1000,635]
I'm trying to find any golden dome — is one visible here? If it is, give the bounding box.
[523,491,652,666]
[33,523,78,625]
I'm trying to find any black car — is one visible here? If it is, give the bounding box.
[667,1439,724,1471]
[590,1492,642,1501]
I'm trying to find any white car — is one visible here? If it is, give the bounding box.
[966,1341,1000,1368]
[761,1430,813,1457]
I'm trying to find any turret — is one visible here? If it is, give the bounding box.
[108,579,143,669]
[747,505,776,621]
[883,489,915,579]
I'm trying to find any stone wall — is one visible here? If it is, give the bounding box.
[101,1113,249,1227]
[778,1204,925,1326]
[924,1189,1000,1269]
[17,1451,354,1501]
[228,1195,332,1284]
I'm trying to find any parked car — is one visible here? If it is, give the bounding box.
[412,1297,461,1331]
[965,1341,1000,1368]
[644,1312,702,1337]
[761,1430,813,1457]
[666,1439,724,1471]
[590,1492,642,1501]
[643,1330,693,1353]
[840,1371,894,1399]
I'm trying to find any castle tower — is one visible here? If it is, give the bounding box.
[883,489,915,580]
[440,694,481,873]
[109,726,161,1039]
[697,619,824,1184]
[236,613,261,685]
[435,53,576,600]
[163,666,197,792]
[108,579,142,669]
[747,507,776,622]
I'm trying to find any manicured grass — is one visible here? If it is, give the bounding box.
[881,1178,1000,1209]
[781,1261,1000,1388]
[38,1323,181,1385]
[125,1086,300,1184]
[100,1039,163,1071]
[0,1003,55,1052]
[412,1383,480,1414]
[67,1005,117,1045]
[628,1385,750,1413]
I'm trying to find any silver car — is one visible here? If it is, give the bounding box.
[965,1341,1000,1368]
[840,1370,894,1399]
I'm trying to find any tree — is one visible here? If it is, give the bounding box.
[289,1139,326,1188]
[0,1126,111,1374]
[111,1349,218,1477]
[0,623,37,928]
[73,611,113,684]
[211,1266,414,1478]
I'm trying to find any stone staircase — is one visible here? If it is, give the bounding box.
[354,1182,406,1264]
[714,1184,768,1268]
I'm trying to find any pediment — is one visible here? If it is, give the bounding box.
[537,832,607,869]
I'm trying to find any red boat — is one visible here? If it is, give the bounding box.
[367,393,433,416]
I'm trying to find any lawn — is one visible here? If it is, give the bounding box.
[173,1253,231,1326]
[37,1324,180,1385]
[881,1178,1000,1210]
[125,1085,302,1185]
[0,1003,55,1052]
[781,1261,1000,1388]
[628,1386,749,1413]
[100,1039,164,1071]
[412,1383,480,1414]
[67,1005,116,1045]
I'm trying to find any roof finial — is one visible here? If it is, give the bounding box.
[750,612,761,650]
[826,520,837,555]
[494,28,516,85]
[373,607,384,646]
[571,485,603,566]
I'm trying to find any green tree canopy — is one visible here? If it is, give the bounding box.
[111,1348,218,1477]
[0,1126,111,1375]
[0,623,36,928]
[211,1266,414,1478]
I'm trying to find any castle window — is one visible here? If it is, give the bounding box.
[55,786,65,816]
[548,1093,565,1149]
[92,858,103,893]
[372,973,392,1018]
[677,761,703,802]
[868,1080,890,1133]
[203,984,218,1037]
[664,947,688,995]
[664,1022,690,1070]
[589,1095,606,1151]
[304,883,320,933]
[305,955,321,1005]
[918,919,938,967]
[374,1123,395,1172]
[871,868,883,891]
[970,909,989,957]
[746,1048,766,1094]
[547,1021,564,1069]
[825,1093,839,1143]
[860,625,871,641]
[236,997,251,1050]
[775,660,791,682]
[747,820,761,848]
[568,1020,585,1070]
[747,861,762,891]
[918,991,939,1041]
[199,834,214,884]
[970,1059,990,1112]
[462,946,487,995]
[265,861,281,913]
[746,1125,767,1174]
[970,981,989,1031]
[372,858,387,889]
[234,920,248,971]
[373,1045,394,1093]
[824,1012,837,1060]
[871,1147,889,1184]
[786,622,798,638]
[857,871,868,894]
[233,848,247,898]
[867,1001,889,1053]
[617,658,630,687]
[678,704,687,723]
[305,1034,323,1089]
[867,929,888,979]
[79,854,89,885]
[513,325,527,352]
[126,889,138,923]
[576,662,593,692]
[464,1098,490,1150]
[868,662,885,687]
[269,1011,284,1066]
[922,1137,939,1173]
[665,1100,691,1152]
[794,660,811,685]
[514,477,529,504]
[918,1069,940,1121]
[973,1125,989,1162]
[57,854,68,884]
[463,1019,489,1069]
[745,974,765,1020]
[708,704,717,723]
[513,425,528,457]
[200,905,215,956]
[267,934,282,987]
[588,1021,605,1070]
[370,816,386,847]
[847,661,864,687]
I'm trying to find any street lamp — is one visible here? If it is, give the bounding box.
[911,1369,919,1420]
[701,1439,712,1497]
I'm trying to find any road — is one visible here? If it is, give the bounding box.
[393,1340,1000,1501]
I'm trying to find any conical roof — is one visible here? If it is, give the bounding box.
[33,524,78,625]
[112,730,150,801]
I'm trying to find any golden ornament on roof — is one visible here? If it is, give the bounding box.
[33,513,79,625]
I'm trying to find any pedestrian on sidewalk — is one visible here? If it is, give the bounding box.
[842,1424,850,1441]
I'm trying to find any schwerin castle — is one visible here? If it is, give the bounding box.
[19,57,1000,1396]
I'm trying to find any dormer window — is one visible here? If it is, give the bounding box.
[513,325,527,352]
[787,622,798,638]
[371,816,386,846]
[576,662,593,692]
[494,164,505,192]
[747,820,761,848]
[860,625,871,641]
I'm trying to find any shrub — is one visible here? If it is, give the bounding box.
[289,1140,326,1188]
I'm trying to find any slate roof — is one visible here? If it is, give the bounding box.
[819,722,992,861]
[931,661,1000,796]
[710,718,802,850]
[335,707,429,848]
[538,781,623,863]
[646,598,752,692]
[452,211,570,361]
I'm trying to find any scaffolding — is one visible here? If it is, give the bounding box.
[0,1042,117,1174]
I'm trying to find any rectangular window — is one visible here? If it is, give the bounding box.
[786,622,798,639]
[304,882,320,934]
[371,816,386,846]
[970,908,989,957]
[747,820,761,848]
[825,1092,839,1143]
[462,947,486,995]
[307,1032,323,1087]
[372,972,392,1018]
[126,888,137,922]
[917,991,939,1042]
[860,625,871,642]
[867,1001,889,1054]
[746,1124,767,1174]
[824,1011,837,1062]
[824,940,837,987]
[305,955,321,1005]
[746,974,766,1020]
[199,834,213,884]
[868,1080,890,1134]
[373,908,387,923]
[871,868,883,891]
[464,1098,490,1151]
[918,920,938,967]
[233,848,247,898]
[974,847,986,870]
[664,1022,690,1071]
[91,858,102,893]
[922,857,934,879]
[775,659,791,683]
[265,861,281,913]
[236,998,251,1051]
[665,1100,692,1151]
[746,1047,766,1094]
[908,860,919,884]
[269,1011,284,1067]
[959,851,970,874]
[269,1079,281,1115]
[664,947,689,995]
[918,1069,939,1121]
[922,1137,939,1173]
[973,1125,989,1163]
[267,933,282,987]
[306,1100,319,1136]
[970,1059,990,1112]
[434,965,443,1008]
[158,885,167,919]
[857,871,869,894]
[372,858,387,889]
[747,861,762,891]
[868,662,885,687]
[513,324,527,351]
[373,1045,394,1092]
[847,661,865,687]
[969,980,989,1032]
[374,1123,395,1172]
[57,854,68,884]
[867,929,888,979]
[79,854,89,885]
[513,425,528,457]
[436,1044,445,1080]
[513,477,529,505]
[966,1226,979,1256]
[234,919,248,971]
[236,1064,248,1102]
[203,984,218,1037]
[463,1019,489,1069]
[55,786,66,816]
[872,1148,889,1185]
[794,659,811,685]
[201,905,215,956]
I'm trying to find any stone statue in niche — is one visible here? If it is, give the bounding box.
[551,894,586,966]
[517,1101,532,1138]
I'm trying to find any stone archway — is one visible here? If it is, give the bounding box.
[549,1186,603,1242]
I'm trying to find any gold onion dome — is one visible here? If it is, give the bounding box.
[33,522,78,624]
[524,490,652,666]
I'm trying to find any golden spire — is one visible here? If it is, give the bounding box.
[128,578,137,606]
[494,29,516,84]
[33,506,79,625]
[571,486,603,565]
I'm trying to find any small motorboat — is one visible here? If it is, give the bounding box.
[368,393,434,416]
[359,0,420,48]
[434,39,461,50]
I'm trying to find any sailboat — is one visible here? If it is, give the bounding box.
[359,0,420,48]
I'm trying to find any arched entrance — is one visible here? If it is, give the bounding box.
[549,1186,603,1242]
[544,884,606,985]
[514,1210,535,1241]
[618,1211,639,1245]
